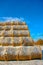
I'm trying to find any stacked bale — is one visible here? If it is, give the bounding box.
[18,46,42,60]
[18,21,26,25]
[3,30,13,37]
[18,46,31,60]
[4,46,21,61]
[0,37,13,46]
[31,45,42,59]
[4,25,12,30]
[0,21,42,61]
[22,37,34,46]
[13,37,22,46]
[5,21,12,25]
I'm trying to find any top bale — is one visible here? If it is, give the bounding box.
[18,21,26,25]
[4,21,26,25]
[5,21,13,25]
[13,21,26,25]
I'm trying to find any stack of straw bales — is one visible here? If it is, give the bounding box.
[0,21,42,60]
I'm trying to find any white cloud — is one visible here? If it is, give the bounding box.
[0,17,24,22]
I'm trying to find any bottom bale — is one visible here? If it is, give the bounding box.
[0,46,42,61]
[3,46,21,61]
[18,46,31,60]
[0,56,5,61]
[18,55,31,60]
[31,45,42,60]
[4,55,18,61]
[31,54,42,60]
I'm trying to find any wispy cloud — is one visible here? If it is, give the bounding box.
[0,17,25,22]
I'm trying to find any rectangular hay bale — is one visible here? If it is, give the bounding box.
[18,46,31,60]
[31,45,42,59]
[0,37,13,46]
[13,30,20,36]
[13,25,18,30]
[3,30,13,37]
[22,37,34,46]
[13,37,22,46]
[5,22,13,25]
[19,30,30,37]
[13,21,19,25]
[4,46,21,61]
[18,22,26,25]
[4,25,12,30]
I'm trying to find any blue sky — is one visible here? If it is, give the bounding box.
[0,0,43,41]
